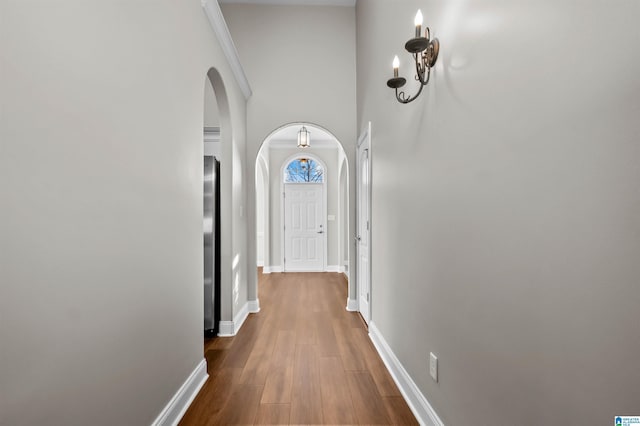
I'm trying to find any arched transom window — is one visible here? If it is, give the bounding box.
[284,158,324,183]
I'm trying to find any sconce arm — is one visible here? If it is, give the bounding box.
[395,65,432,104]
[395,78,425,104]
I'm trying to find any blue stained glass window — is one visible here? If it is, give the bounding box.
[284,158,324,183]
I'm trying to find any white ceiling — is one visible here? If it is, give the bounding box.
[218,0,356,6]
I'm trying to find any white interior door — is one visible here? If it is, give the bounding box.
[284,183,324,272]
[357,140,371,323]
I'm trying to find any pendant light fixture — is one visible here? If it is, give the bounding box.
[297,126,310,148]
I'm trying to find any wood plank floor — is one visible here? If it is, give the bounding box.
[180,270,418,426]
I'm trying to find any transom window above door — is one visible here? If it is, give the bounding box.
[284,158,324,183]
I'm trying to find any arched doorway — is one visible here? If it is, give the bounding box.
[254,123,351,299]
[202,67,234,338]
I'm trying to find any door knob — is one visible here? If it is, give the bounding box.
[355,235,361,241]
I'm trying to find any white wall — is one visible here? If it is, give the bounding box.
[256,158,266,266]
[204,78,220,128]
[338,154,349,273]
[0,1,248,424]
[220,3,357,301]
[256,148,271,269]
[357,1,640,425]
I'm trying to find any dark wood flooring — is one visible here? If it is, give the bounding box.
[180,270,418,425]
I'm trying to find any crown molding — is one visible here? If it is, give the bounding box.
[203,126,221,135]
[202,0,252,100]
[204,127,221,143]
[219,0,356,6]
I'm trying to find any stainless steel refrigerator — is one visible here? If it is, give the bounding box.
[204,156,221,336]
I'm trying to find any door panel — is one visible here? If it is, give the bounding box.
[357,141,371,324]
[284,183,324,271]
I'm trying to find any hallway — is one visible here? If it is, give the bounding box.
[180,271,417,425]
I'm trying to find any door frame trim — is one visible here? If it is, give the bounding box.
[280,153,328,272]
[355,122,372,322]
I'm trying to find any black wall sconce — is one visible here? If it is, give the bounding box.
[387,10,440,104]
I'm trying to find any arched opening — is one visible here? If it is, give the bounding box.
[202,67,233,341]
[203,76,221,338]
[254,122,351,299]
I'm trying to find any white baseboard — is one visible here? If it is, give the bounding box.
[346,297,359,312]
[262,266,283,274]
[257,260,264,267]
[368,322,444,426]
[265,265,345,274]
[218,300,251,337]
[248,298,260,313]
[151,359,208,426]
[217,320,234,336]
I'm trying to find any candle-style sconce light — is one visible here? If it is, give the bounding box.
[387,9,440,104]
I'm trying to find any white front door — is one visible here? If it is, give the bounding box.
[357,138,371,324]
[284,183,324,272]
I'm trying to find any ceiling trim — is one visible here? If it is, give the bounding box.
[203,127,221,143]
[218,0,356,6]
[202,0,252,100]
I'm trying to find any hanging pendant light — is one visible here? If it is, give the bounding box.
[297,126,310,148]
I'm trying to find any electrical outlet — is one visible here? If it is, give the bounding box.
[430,352,438,382]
